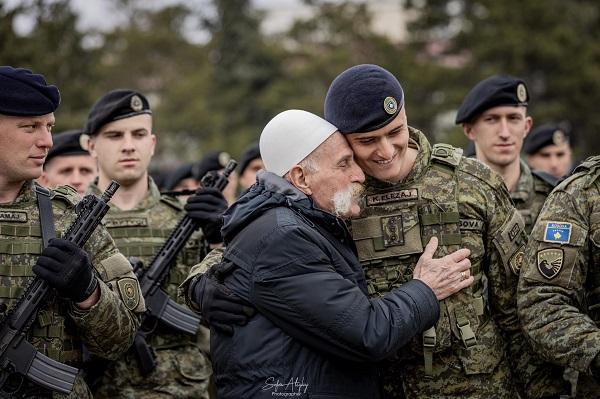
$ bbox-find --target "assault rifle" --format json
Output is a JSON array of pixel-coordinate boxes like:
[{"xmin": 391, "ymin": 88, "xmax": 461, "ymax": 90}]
[
  {"xmin": 132, "ymin": 160, "xmax": 237, "ymax": 375},
  {"xmin": 0, "ymin": 181, "xmax": 119, "ymax": 396}
]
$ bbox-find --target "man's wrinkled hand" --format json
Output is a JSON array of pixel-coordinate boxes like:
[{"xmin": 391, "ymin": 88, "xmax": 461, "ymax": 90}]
[{"xmin": 413, "ymin": 237, "xmax": 473, "ymax": 300}]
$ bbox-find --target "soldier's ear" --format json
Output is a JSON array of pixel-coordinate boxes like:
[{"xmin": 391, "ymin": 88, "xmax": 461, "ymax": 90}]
[
  {"xmin": 287, "ymin": 165, "xmax": 312, "ymax": 196},
  {"xmin": 463, "ymin": 123, "xmax": 476, "ymax": 141}
]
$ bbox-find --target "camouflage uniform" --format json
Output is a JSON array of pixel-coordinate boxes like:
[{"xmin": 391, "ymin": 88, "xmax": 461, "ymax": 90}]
[
  {"xmin": 0, "ymin": 181, "xmax": 144, "ymax": 398},
  {"xmin": 512, "ymin": 160, "xmax": 555, "ymax": 234},
  {"xmin": 518, "ymin": 156, "xmax": 600, "ymax": 398},
  {"xmin": 354, "ymin": 128, "xmax": 529, "ymax": 398},
  {"xmin": 90, "ymin": 178, "xmax": 212, "ymax": 399}
]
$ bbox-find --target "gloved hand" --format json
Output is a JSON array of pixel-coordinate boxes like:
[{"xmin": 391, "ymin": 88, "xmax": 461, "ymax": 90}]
[
  {"xmin": 190, "ymin": 271, "xmax": 255, "ymax": 335},
  {"xmin": 33, "ymin": 238, "xmax": 98, "ymax": 303},
  {"xmin": 184, "ymin": 187, "xmax": 228, "ymax": 244}
]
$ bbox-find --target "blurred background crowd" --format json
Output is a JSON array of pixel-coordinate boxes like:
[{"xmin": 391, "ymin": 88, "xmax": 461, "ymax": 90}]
[{"xmin": 2, "ymin": 0, "xmax": 599, "ymax": 186}]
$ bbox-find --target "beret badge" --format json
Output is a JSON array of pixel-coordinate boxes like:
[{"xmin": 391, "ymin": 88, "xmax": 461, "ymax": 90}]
[
  {"xmin": 384, "ymin": 96, "xmax": 398, "ymax": 115},
  {"xmin": 130, "ymin": 95, "xmax": 143, "ymax": 112},
  {"xmin": 552, "ymin": 130, "xmax": 566, "ymax": 145},
  {"xmin": 516, "ymin": 83, "xmax": 527, "ymax": 102}
]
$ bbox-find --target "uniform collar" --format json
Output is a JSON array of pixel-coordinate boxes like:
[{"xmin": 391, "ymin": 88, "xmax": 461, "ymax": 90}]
[
  {"xmin": 87, "ymin": 176, "xmax": 161, "ymax": 211},
  {"xmin": 511, "ymin": 159, "xmax": 534, "ymax": 203}
]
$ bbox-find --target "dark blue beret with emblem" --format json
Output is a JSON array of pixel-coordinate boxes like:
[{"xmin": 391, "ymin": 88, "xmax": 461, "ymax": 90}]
[
  {"xmin": 192, "ymin": 151, "xmax": 231, "ymax": 181},
  {"xmin": 455, "ymin": 75, "xmax": 529, "ymax": 124},
  {"xmin": 0, "ymin": 66, "xmax": 60, "ymax": 116},
  {"xmin": 325, "ymin": 64, "xmax": 404, "ymax": 134},
  {"xmin": 85, "ymin": 89, "xmax": 151, "ymax": 135},
  {"xmin": 523, "ymin": 123, "xmax": 570, "ymax": 155},
  {"xmin": 45, "ymin": 129, "xmax": 89, "ymax": 166}
]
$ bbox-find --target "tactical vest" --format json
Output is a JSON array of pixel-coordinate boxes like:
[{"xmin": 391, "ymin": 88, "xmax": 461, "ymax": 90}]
[
  {"xmin": 102, "ymin": 195, "xmax": 202, "ymax": 347},
  {"xmin": 0, "ymin": 186, "xmax": 81, "ymax": 365},
  {"xmin": 351, "ymin": 144, "xmax": 500, "ymax": 375}
]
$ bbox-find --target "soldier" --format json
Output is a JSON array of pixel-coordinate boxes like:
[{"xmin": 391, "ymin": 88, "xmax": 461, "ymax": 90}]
[
  {"xmin": 38, "ymin": 129, "xmax": 97, "ymax": 195},
  {"xmin": 456, "ymin": 75, "xmax": 557, "ymax": 234},
  {"xmin": 456, "ymin": 77, "xmax": 569, "ymax": 397},
  {"xmin": 236, "ymin": 142, "xmax": 263, "ymax": 191},
  {"xmin": 82, "ymin": 89, "xmax": 226, "ymax": 398},
  {"xmin": 0, "ymin": 67, "xmax": 145, "ymax": 397},
  {"xmin": 322, "ymin": 64, "xmax": 531, "ymax": 398},
  {"xmin": 524, "ymin": 123, "xmax": 573, "ymax": 179},
  {"xmin": 517, "ymin": 156, "xmax": 600, "ymax": 398}
]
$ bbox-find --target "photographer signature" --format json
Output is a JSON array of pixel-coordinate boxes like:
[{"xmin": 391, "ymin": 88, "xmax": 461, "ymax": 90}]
[{"xmin": 262, "ymin": 376, "xmax": 309, "ymax": 397}]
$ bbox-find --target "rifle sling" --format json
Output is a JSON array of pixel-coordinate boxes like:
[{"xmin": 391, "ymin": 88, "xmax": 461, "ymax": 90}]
[{"xmin": 34, "ymin": 184, "xmax": 56, "ymax": 249}]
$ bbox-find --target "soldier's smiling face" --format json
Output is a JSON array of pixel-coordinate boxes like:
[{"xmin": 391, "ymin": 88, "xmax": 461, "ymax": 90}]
[
  {"xmin": 0, "ymin": 113, "xmax": 54, "ymax": 185},
  {"xmin": 87, "ymin": 114, "xmax": 155, "ymax": 187},
  {"xmin": 345, "ymin": 108, "xmax": 413, "ymax": 183},
  {"xmin": 463, "ymin": 105, "xmax": 531, "ymax": 169}
]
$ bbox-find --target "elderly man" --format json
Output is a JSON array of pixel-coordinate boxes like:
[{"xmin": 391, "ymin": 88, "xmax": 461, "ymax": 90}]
[
  {"xmin": 0, "ymin": 67, "xmax": 144, "ymax": 397},
  {"xmin": 38, "ymin": 129, "xmax": 97, "ymax": 195},
  {"xmin": 184, "ymin": 109, "xmax": 473, "ymax": 398}
]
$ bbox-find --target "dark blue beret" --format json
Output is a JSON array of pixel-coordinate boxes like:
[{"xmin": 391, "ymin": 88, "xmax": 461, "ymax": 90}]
[
  {"xmin": 238, "ymin": 142, "xmax": 261, "ymax": 175},
  {"xmin": 45, "ymin": 129, "xmax": 89, "ymax": 165},
  {"xmin": 455, "ymin": 75, "xmax": 529, "ymax": 124},
  {"xmin": 0, "ymin": 66, "xmax": 60, "ymax": 116},
  {"xmin": 325, "ymin": 64, "xmax": 404, "ymax": 134},
  {"xmin": 192, "ymin": 151, "xmax": 231, "ymax": 180},
  {"xmin": 164, "ymin": 163, "xmax": 194, "ymax": 190},
  {"xmin": 523, "ymin": 123, "xmax": 570, "ymax": 155},
  {"xmin": 85, "ymin": 89, "xmax": 151, "ymax": 135}
]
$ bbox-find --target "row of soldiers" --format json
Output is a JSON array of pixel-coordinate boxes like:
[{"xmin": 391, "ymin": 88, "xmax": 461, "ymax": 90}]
[{"xmin": 0, "ymin": 61, "xmax": 593, "ymax": 399}]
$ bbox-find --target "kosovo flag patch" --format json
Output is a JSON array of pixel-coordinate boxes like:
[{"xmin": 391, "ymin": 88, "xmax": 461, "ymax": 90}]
[{"xmin": 543, "ymin": 222, "xmax": 572, "ymax": 244}]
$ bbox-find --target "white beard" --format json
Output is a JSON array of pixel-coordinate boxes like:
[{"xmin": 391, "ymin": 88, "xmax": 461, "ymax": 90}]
[{"xmin": 332, "ymin": 183, "xmax": 363, "ymax": 217}]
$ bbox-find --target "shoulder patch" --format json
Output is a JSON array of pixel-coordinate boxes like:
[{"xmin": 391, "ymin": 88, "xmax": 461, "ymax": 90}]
[
  {"xmin": 160, "ymin": 194, "xmax": 184, "ymax": 211},
  {"xmin": 116, "ymin": 277, "xmax": 141, "ymax": 310},
  {"xmin": 543, "ymin": 222, "xmax": 572, "ymax": 244},
  {"xmin": 537, "ymin": 248, "xmax": 564, "ymax": 279}
]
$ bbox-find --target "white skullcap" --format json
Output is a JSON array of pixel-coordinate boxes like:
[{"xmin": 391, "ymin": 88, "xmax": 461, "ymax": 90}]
[{"xmin": 260, "ymin": 110, "xmax": 338, "ymax": 176}]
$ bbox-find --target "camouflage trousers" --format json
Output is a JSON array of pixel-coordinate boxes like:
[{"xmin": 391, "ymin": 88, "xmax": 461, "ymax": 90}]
[
  {"xmin": 94, "ymin": 344, "xmax": 212, "ymax": 399},
  {"xmin": 381, "ymin": 350, "xmax": 516, "ymax": 399}
]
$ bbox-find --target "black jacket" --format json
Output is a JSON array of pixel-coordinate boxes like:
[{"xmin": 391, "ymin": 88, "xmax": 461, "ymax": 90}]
[{"xmin": 213, "ymin": 171, "xmax": 439, "ymax": 399}]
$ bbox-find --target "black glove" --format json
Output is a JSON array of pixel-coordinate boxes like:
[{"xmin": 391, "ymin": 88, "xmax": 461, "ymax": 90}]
[
  {"xmin": 184, "ymin": 187, "xmax": 228, "ymax": 244},
  {"xmin": 33, "ymin": 238, "xmax": 98, "ymax": 303},
  {"xmin": 190, "ymin": 271, "xmax": 255, "ymax": 335}
]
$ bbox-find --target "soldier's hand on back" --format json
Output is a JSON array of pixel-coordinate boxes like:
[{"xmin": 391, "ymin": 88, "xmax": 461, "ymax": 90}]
[
  {"xmin": 32, "ymin": 238, "xmax": 99, "ymax": 303},
  {"xmin": 413, "ymin": 237, "xmax": 473, "ymax": 300},
  {"xmin": 190, "ymin": 272, "xmax": 255, "ymax": 335},
  {"xmin": 185, "ymin": 187, "xmax": 228, "ymax": 244}
]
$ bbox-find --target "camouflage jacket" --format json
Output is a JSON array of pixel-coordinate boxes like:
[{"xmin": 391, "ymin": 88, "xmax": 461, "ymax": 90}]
[
  {"xmin": 353, "ymin": 128, "xmax": 563, "ymax": 397},
  {"xmin": 0, "ymin": 181, "xmax": 144, "ymax": 398},
  {"xmin": 518, "ymin": 156, "xmax": 600, "ymax": 375},
  {"xmin": 88, "ymin": 178, "xmax": 212, "ymax": 399},
  {"xmin": 511, "ymin": 160, "xmax": 554, "ymax": 234}
]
